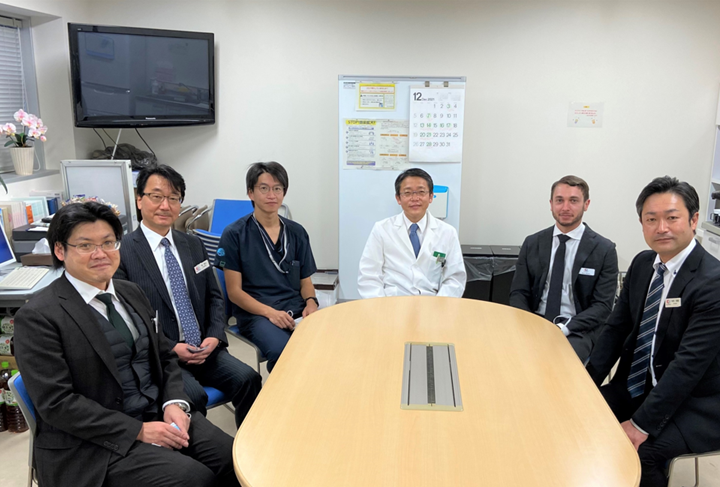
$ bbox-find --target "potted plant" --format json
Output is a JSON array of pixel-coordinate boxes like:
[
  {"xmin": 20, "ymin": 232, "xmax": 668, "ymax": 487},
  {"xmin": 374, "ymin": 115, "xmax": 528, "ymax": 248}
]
[{"xmin": 1, "ymin": 109, "xmax": 48, "ymax": 180}]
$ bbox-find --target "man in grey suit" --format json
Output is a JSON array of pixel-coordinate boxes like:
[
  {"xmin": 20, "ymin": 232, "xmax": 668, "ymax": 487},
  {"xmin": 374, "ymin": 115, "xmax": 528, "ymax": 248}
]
[
  {"xmin": 509, "ymin": 175, "xmax": 618, "ymax": 361},
  {"xmin": 14, "ymin": 202, "xmax": 238, "ymax": 487},
  {"xmin": 115, "ymin": 164, "xmax": 261, "ymax": 428}
]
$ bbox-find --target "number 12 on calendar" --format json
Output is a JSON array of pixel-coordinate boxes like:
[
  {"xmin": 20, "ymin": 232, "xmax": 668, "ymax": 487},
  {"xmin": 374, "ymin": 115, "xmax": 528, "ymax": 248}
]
[{"xmin": 408, "ymin": 87, "xmax": 465, "ymax": 163}]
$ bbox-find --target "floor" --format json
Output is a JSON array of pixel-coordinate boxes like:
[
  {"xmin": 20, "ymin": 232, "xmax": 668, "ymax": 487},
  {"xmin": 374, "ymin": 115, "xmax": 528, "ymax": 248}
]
[{"xmin": 0, "ymin": 335, "xmax": 718, "ymax": 487}]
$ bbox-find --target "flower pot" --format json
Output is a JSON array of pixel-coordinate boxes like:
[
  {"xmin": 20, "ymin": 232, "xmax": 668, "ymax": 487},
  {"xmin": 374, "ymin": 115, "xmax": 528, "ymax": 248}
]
[{"xmin": 10, "ymin": 146, "xmax": 34, "ymax": 176}]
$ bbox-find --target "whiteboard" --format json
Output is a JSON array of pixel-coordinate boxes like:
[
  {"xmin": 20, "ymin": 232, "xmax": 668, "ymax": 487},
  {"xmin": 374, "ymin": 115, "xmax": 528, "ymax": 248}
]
[
  {"xmin": 61, "ymin": 159, "xmax": 138, "ymax": 231},
  {"xmin": 338, "ymin": 75, "xmax": 466, "ymax": 300}
]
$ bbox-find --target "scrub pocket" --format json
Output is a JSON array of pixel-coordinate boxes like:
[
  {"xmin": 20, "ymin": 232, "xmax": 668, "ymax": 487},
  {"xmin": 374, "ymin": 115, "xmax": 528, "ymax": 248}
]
[{"xmin": 288, "ymin": 260, "xmax": 301, "ymax": 291}]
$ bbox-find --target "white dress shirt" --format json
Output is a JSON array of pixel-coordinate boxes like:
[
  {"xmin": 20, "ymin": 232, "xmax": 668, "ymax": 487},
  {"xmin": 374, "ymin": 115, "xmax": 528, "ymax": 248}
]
[
  {"xmin": 64, "ymin": 271, "xmax": 189, "ymax": 412},
  {"xmin": 648, "ymin": 238, "xmax": 696, "ymax": 386},
  {"xmin": 402, "ymin": 212, "xmax": 428, "ymax": 247},
  {"xmin": 537, "ymin": 223, "xmax": 586, "ymax": 335},
  {"xmin": 141, "ymin": 222, "xmax": 192, "ymax": 341}
]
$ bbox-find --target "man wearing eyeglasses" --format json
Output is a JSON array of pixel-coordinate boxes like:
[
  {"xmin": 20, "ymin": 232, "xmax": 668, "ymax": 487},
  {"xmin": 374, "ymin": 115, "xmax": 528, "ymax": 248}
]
[
  {"xmin": 216, "ymin": 162, "xmax": 318, "ymax": 373},
  {"xmin": 358, "ymin": 168, "xmax": 466, "ymax": 298},
  {"xmin": 14, "ymin": 202, "xmax": 239, "ymax": 487},
  {"xmin": 115, "ymin": 164, "xmax": 261, "ymax": 428}
]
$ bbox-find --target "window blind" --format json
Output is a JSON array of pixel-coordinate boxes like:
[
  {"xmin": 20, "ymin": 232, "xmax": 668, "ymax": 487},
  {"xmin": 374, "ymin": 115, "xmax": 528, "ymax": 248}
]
[{"xmin": 0, "ymin": 17, "xmax": 27, "ymax": 172}]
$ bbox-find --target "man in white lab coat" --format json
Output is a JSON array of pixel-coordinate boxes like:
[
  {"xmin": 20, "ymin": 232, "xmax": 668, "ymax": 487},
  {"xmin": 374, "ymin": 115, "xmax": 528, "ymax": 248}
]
[{"xmin": 358, "ymin": 168, "xmax": 466, "ymax": 298}]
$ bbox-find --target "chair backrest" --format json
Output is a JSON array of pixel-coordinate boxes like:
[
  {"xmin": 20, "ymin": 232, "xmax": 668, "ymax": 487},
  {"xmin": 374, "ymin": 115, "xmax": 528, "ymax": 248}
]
[
  {"xmin": 186, "ymin": 205, "xmax": 210, "ymax": 233},
  {"xmin": 210, "ymin": 199, "xmax": 254, "ymax": 235},
  {"xmin": 192, "ymin": 229, "xmax": 221, "ymax": 264},
  {"xmin": 173, "ymin": 205, "xmax": 198, "ymax": 232},
  {"xmin": 8, "ymin": 373, "xmax": 36, "ymax": 434}
]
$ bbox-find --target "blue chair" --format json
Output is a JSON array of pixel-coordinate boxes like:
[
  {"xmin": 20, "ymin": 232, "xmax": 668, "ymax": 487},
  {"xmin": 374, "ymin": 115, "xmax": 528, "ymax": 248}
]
[
  {"xmin": 209, "ymin": 199, "xmax": 254, "ymax": 235},
  {"xmin": 8, "ymin": 373, "xmax": 37, "ymax": 487},
  {"xmin": 214, "ymin": 268, "xmax": 267, "ymax": 373},
  {"xmin": 193, "ymin": 229, "xmax": 221, "ymax": 264},
  {"xmin": 204, "ymin": 386, "xmax": 230, "ymax": 410}
]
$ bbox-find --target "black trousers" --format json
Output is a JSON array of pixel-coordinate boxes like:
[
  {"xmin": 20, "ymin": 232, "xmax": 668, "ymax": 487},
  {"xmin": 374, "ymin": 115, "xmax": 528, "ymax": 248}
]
[
  {"xmin": 105, "ymin": 412, "xmax": 239, "ymax": 487},
  {"xmin": 181, "ymin": 348, "xmax": 262, "ymax": 428},
  {"xmin": 600, "ymin": 382, "xmax": 691, "ymax": 487}
]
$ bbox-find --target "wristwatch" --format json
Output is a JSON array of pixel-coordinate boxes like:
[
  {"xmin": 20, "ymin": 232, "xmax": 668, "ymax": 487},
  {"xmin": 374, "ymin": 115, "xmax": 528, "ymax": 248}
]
[{"xmin": 305, "ymin": 296, "xmax": 319, "ymax": 307}]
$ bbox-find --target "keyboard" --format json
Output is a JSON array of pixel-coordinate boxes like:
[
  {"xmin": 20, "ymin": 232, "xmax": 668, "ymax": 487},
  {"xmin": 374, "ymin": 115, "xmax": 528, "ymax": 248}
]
[{"xmin": 0, "ymin": 266, "xmax": 50, "ymax": 290}]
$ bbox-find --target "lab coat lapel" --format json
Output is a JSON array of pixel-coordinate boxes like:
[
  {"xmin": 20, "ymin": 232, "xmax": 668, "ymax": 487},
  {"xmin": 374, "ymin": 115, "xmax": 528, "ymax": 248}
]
[
  {"xmin": 421, "ymin": 213, "xmax": 439, "ymax": 260},
  {"xmin": 392, "ymin": 213, "xmax": 417, "ymax": 259}
]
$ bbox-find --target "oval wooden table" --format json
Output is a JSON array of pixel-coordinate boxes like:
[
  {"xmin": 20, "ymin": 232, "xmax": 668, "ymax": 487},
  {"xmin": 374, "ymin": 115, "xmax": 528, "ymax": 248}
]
[{"xmin": 233, "ymin": 297, "xmax": 640, "ymax": 487}]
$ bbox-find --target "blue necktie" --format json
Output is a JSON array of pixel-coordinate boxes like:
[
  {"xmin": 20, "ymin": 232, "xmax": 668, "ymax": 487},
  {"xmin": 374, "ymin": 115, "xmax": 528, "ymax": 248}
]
[
  {"xmin": 627, "ymin": 263, "xmax": 667, "ymax": 398},
  {"xmin": 161, "ymin": 238, "xmax": 202, "ymax": 347},
  {"xmin": 409, "ymin": 223, "xmax": 421, "ymax": 258}
]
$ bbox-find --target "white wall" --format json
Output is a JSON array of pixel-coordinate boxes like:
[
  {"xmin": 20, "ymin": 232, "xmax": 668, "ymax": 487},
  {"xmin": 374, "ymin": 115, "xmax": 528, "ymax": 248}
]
[{"xmin": 7, "ymin": 0, "xmax": 720, "ymax": 270}]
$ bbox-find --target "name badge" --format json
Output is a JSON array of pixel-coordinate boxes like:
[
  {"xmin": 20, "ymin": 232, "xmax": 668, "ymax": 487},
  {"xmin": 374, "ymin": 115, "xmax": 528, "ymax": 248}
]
[
  {"xmin": 665, "ymin": 298, "xmax": 681, "ymax": 308},
  {"xmin": 194, "ymin": 260, "xmax": 210, "ymax": 274},
  {"xmin": 579, "ymin": 268, "xmax": 595, "ymax": 276},
  {"xmin": 433, "ymin": 251, "xmax": 446, "ymax": 264}
]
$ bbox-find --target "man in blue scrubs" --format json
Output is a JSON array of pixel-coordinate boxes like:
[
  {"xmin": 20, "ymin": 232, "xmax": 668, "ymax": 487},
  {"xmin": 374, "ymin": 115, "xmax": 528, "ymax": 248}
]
[{"xmin": 216, "ymin": 162, "xmax": 318, "ymax": 372}]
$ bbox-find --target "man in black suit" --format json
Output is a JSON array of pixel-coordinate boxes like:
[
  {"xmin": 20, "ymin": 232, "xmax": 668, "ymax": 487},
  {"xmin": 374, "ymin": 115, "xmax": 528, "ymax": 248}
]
[
  {"xmin": 115, "ymin": 164, "xmax": 261, "ymax": 428},
  {"xmin": 14, "ymin": 202, "xmax": 238, "ymax": 487},
  {"xmin": 510, "ymin": 175, "xmax": 618, "ymax": 362},
  {"xmin": 587, "ymin": 177, "xmax": 720, "ymax": 487}
]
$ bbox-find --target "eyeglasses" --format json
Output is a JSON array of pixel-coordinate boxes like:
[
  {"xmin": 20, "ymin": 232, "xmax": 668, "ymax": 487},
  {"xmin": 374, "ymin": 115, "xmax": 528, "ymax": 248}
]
[
  {"xmin": 254, "ymin": 185, "xmax": 285, "ymax": 195},
  {"xmin": 142, "ymin": 193, "xmax": 183, "ymax": 205},
  {"xmin": 66, "ymin": 240, "xmax": 121, "ymax": 254},
  {"xmin": 400, "ymin": 190, "xmax": 430, "ymax": 199}
]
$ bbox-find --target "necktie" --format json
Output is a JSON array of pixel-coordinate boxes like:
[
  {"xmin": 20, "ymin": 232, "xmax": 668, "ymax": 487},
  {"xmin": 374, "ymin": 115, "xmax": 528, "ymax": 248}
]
[
  {"xmin": 96, "ymin": 293, "xmax": 135, "ymax": 349},
  {"xmin": 627, "ymin": 263, "xmax": 667, "ymax": 398},
  {"xmin": 161, "ymin": 238, "xmax": 202, "ymax": 346},
  {"xmin": 544, "ymin": 234, "xmax": 571, "ymax": 322},
  {"xmin": 409, "ymin": 223, "xmax": 421, "ymax": 258}
]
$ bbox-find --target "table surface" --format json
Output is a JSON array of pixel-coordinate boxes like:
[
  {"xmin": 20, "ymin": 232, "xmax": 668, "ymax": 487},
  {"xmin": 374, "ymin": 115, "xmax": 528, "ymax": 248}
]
[{"xmin": 233, "ymin": 297, "xmax": 640, "ymax": 487}]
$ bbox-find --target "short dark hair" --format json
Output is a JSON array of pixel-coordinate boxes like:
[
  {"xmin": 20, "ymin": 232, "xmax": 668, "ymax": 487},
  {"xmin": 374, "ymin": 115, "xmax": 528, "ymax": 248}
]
[
  {"xmin": 246, "ymin": 162, "xmax": 289, "ymax": 208},
  {"xmin": 394, "ymin": 168, "xmax": 434, "ymax": 196},
  {"xmin": 635, "ymin": 176, "xmax": 699, "ymax": 221},
  {"xmin": 136, "ymin": 164, "xmax": 186, "ymax": 201},
  {"xmin": 48, "ymin": 202, "xmax": 123, "ymax": 269},
  {"xmin": 551, "ymin": 175, "xmax": 590, "ymax": 201}
]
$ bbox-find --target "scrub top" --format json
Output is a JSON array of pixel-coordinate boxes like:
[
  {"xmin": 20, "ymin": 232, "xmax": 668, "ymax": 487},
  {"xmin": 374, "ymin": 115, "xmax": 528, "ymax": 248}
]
[{"xmin": 215, "ymin": 213, "xmax": 317, "ymax": 322}]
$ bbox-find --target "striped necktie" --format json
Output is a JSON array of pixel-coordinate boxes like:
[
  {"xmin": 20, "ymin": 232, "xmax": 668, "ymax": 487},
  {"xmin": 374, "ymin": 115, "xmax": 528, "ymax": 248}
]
[
  {"xmin": 627, "ymin": 263, "xmax": 667, "ymax": 398},
  {"xmin": 161, "ymin": 238, "xmax": 202, "ymax": 347}
]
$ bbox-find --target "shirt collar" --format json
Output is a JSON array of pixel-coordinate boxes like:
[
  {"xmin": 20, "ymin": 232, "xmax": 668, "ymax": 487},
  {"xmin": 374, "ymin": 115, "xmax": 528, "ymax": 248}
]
[
  {"xmin": 402, "ymin": 211, "xmax": 428, "ymax": 233},
  {"xmin": 653, "ymin": 238, "xmax": 696, "ymax": 275},
  {"xmin": 553, "ymin": 222, "xmax": 586, "ymax": 240},
  {"xmin": 65, "ymin": 271, "xmax": 118, "ymax": 305},
  {"xmin": 141, "ymin": 221, "xmax": 174, "ymax": 251}
]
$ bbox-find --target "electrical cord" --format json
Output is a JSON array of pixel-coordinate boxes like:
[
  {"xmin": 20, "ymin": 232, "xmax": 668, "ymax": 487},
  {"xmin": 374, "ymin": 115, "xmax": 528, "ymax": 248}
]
[{"xmin": 135, "ymin": 128, "xmax": 156, "ymax": 157}]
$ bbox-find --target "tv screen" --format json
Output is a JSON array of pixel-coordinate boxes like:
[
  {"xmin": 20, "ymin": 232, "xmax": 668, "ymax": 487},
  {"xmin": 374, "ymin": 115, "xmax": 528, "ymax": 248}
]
[{"xmin": 68, "ymin": 23, "xmax": 215, "ymax": 128}]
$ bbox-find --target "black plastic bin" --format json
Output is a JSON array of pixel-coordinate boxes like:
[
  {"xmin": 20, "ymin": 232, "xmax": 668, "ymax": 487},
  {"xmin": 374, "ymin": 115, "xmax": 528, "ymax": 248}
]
[
  {"xmin": 461, "ymin": 245, "xmax": 494, "ymax": 301},
  {"xmin": 490, "ymin": 245, "xmax": 521, "ymax": 305}
]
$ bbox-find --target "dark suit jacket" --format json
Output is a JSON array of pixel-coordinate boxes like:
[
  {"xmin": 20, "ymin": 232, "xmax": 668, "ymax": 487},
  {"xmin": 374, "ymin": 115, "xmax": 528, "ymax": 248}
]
[
  {"xmin": 14, "ymin": 275, "xmax": 189, "ymax": 487},
  {"xmin": 114, "ymin": 227, "xmax": 228, "ymax": 347},
  {"xmin": 509, "ymin": 223, "xmax": 618, "ymax": 340},
  {"xmin": 587, "ymin": 243, "xmax": 720, "ymax": 452}
]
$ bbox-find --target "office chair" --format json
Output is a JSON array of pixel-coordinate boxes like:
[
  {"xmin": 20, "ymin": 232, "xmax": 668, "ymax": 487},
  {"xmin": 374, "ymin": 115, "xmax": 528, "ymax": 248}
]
[
  {"xmin": 186, "ymin": 205, "xmax": 210, "ymax": 233},
  {"xmin": 192, "ymin": 229, "xmax": 221, "ymax": 264},
  {"xmin": 174, "ymin": 205, "xmax": 198, "ymax": 232},
  {"xmin": 209, "ymin": 199, "xmax": 254, "ymax": 235},
  {"xmin": 214, "ymin": 267, "xmax": 267, "ymax": 373},
  {"xmin": 8, "ymin": 373, "xmax": 37, "ymax": 487},
  {"xmin": 667, "ymin": 450, "xmax": 720, "ymax": 487},
  {"xmin": 203, "ymin": 385, "xmax": 234, "ymax": 413}
]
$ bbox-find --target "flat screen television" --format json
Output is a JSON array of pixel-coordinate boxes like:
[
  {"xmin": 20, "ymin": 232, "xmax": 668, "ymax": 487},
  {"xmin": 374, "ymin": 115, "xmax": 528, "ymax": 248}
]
[{"xmin": 68, "ymin": 23, "xmax": 215, "ymax": 128}]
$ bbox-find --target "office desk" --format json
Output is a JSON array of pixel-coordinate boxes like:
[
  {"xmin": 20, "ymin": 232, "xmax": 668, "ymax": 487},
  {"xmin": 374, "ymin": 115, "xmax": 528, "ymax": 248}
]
[{"xmin": 233, "ymin": 297, "xmax": 640, "ymax": 487}]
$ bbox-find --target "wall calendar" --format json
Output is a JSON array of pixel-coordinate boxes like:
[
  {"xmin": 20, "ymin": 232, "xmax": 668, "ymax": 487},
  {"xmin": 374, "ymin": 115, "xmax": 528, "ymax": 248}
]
[{"xmin": 408, "ymin": 87, "xmax": 465, "ymax": 163}]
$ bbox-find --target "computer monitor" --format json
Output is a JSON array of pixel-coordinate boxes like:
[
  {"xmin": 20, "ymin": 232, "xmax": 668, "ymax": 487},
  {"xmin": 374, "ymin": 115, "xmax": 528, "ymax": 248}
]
[{"xmin": 0, "ymin": 213, "xmax": 17, "ymax": 268}]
